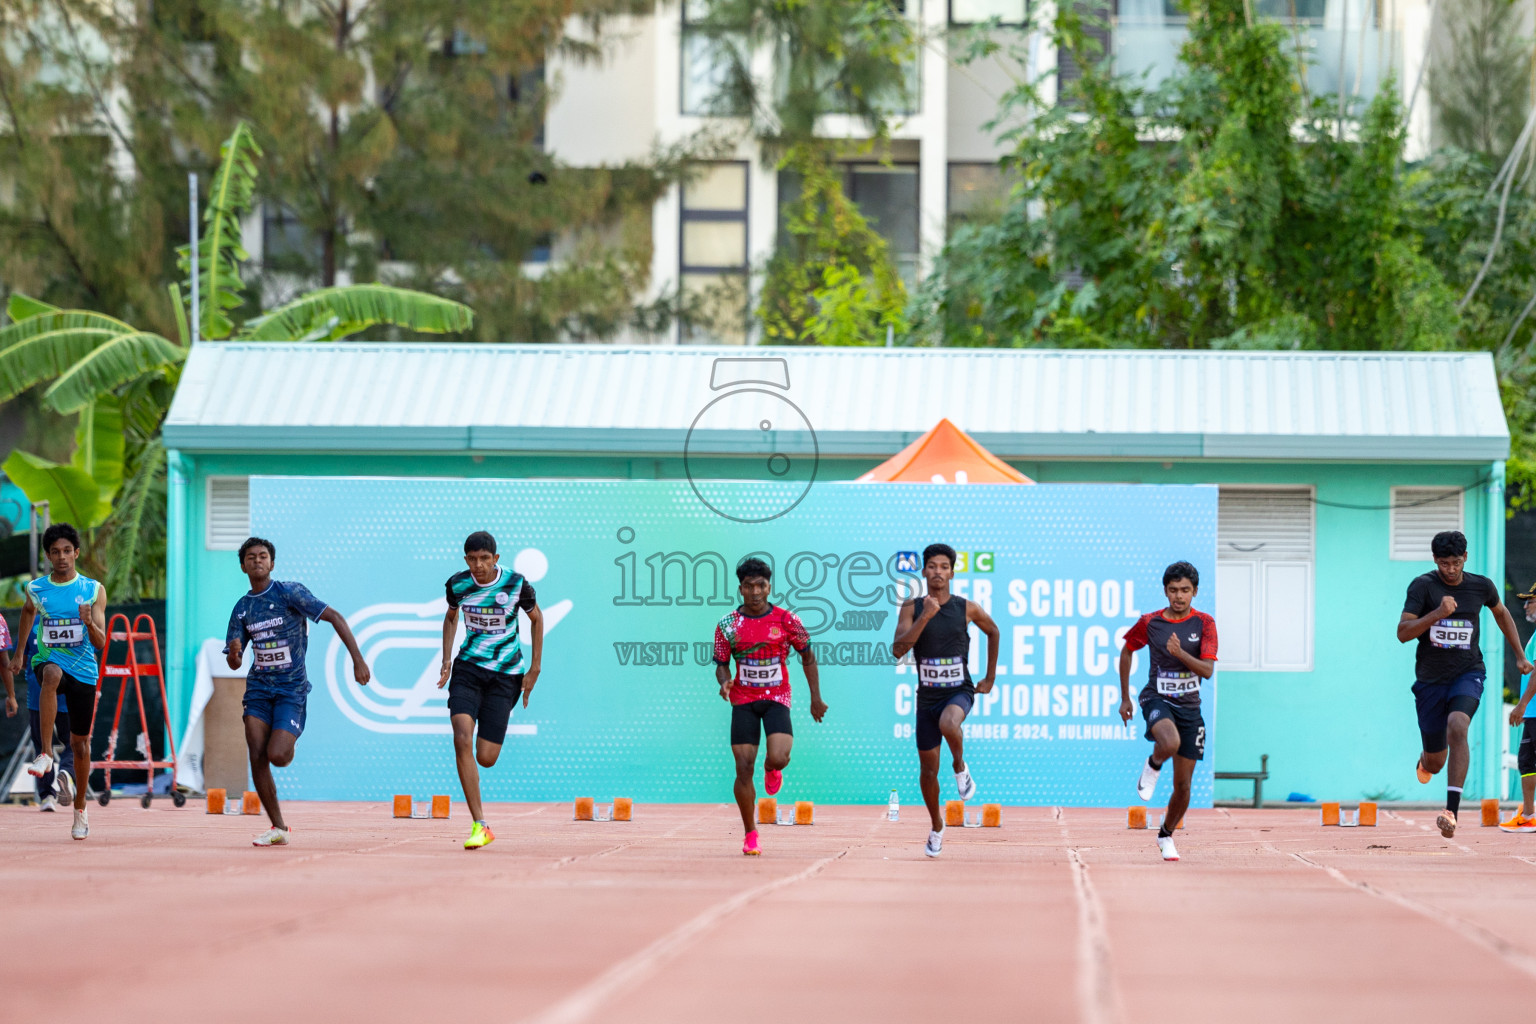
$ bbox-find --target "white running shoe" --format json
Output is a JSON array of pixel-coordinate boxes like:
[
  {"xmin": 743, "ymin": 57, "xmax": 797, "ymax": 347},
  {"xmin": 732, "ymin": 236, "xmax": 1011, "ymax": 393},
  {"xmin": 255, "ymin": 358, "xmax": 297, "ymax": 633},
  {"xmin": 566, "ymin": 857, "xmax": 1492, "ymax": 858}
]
[
  {"xmin": 38, "ymin": 796, "xmax": 58, "ymax": 812},
  {"xmin": 925, "ymin": 829, "xmax": 944, "ymax": 858},
  {"xmin": 252, "ymin": 827, "xmax": 290, "ymax": 847},
  {"xmin": 1137, "ymin": 760, "xmax": 1161, "ymax": 801},
  {"xmin": 71, "ymin": 810, "xmax": 89, "ymax": 840},
  {"xmin": 955, "ymin": 767, "xmax": 977, "ymax": 802},
  {"xmin": 54, "ymin": 768, "xmax": 75, "ymax": 805},
  {"xmin": 26, "ymin": 753, "xmax": 52, "ymax": 778},
  {"xmin": 1157, "ymin": 835, "xmax": 1179, "ymax": 861}
]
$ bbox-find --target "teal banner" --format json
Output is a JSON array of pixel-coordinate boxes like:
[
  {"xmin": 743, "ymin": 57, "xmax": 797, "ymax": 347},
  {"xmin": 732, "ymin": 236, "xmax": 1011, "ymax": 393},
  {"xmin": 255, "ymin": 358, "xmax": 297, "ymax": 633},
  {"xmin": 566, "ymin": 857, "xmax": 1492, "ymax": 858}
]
[{"xmin": 244, "ymin": 477, "xmax": 1218, "ymax": 806}]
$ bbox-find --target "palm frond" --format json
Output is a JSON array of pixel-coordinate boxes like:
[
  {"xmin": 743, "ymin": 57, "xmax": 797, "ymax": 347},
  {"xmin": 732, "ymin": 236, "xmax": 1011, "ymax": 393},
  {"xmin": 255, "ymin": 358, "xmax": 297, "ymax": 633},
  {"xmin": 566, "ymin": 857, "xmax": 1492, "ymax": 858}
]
[
  {"xmin": 178, "ymin": 121, "xmax": 262, "ymax": 340},
  {"xmin": 41, "ymin": 331, "xmax": 186, "ymax": 413},
  {"xmin": 239, "ymin": 284, "xmax": 475, "ymax": 341},
  {"xmin": 74, "ymin": 395, "xmax": 125, "ymax": 505},
  {"xmin": 1, "ymin": 450, "xmax": 108, "ymax": 528},
  {"xmin": 100, "ymin": 440, "xmax": 166, "ymax": 599},
  {"xmin": 0, "ymin": 322, "xmax": 126, "ymax": 403},
  {"xmin": 7, "ymin": 292, "xmax": 61, "ymax": 322}
]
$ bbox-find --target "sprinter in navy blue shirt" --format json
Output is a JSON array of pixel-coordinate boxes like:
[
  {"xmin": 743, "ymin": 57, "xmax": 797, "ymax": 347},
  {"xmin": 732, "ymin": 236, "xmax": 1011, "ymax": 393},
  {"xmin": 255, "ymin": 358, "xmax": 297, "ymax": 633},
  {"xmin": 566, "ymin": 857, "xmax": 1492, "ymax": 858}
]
[{"xmin": 224, "ymin": 536, "xmax": 369, "ymax": 847}]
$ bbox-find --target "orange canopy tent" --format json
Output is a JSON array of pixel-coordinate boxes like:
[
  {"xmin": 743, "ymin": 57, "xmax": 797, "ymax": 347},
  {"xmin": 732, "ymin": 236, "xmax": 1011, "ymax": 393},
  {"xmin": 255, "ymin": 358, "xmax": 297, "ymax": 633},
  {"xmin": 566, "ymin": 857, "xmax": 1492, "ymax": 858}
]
[{"xmin": 854, "ymin": 418, "xmax": 1034, "ymax": 484}]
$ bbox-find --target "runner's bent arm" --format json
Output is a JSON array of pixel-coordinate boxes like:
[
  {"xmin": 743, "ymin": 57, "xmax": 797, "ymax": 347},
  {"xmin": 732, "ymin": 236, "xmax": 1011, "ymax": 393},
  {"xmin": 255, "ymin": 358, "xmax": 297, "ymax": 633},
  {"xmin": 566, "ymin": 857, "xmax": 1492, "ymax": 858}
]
[
  {"xmin": 520, "ymin": 604, "xmax": 543, "ymax": 707},
  {"xmin": 319, "ymin": 607, "xmax": 371, "ymax": 685},
  {"xmin": 1117, "ymin": 646, "xmax": 1136, "ymax": 722},
  {"xmin": 1165, "ymin": 633, "xmax": 1215, "ymax": 679},
  {"xmin": 1398, "ymin": 592, "xmax": 1458, "ymax": 643},
  {"xmin": 9, "ymin": 594, "xmax": 31, "ymax": 675},
  {"xmin": 82, "ymin": 583, "xmax": 107, "ymax": 651},
  {"xmin": 967, "ymin": 602, "xmax": 1000, "ymax": 692},
  {"xmin": 438, "ymin": 606, "xmax": 458, "ymax": 688},
  {"xmin": 1491, "ymin": 601, "xmax": 1536, "ymax": 675},
  {"xmin": 892, "ymin": 597, "xmax": 939, "ymax": 660},
  {"xmin": 799, "ymin": 645, "xmax": 827, "ymax": 722}
]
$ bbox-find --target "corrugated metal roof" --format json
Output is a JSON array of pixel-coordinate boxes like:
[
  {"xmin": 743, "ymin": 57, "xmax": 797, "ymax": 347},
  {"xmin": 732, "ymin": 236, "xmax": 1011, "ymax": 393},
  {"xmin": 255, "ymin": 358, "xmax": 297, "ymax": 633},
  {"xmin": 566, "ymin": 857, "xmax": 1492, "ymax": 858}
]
[{"xmin": 162, "ymin": 343, "xmax": 1510, "ymax": 461}]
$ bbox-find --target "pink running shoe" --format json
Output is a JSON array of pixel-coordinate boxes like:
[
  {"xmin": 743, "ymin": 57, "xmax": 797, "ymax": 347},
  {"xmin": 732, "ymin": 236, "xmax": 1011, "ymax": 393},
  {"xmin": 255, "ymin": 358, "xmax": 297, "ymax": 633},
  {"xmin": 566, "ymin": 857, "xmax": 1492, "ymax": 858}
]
[
  {"xmin": 743, "ymin": 830, "xmax": 761, "ymax": 856},
  {"xmin": 764, "ymin": 768, "xmax": 783, "ymax": 796}
]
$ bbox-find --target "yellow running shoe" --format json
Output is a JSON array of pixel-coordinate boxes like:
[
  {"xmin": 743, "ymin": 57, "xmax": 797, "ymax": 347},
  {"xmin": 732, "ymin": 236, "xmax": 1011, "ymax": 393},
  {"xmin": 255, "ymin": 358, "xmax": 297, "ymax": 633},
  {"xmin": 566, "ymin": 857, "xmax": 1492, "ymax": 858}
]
[
  {"xmin": 1415, "ymin": 756, "xmax": 1432, "ymax": 784},
  {"xmin": 1500, "ymin": 810, "xmax": 1536, "ymax": 833},
  {"xmin": 464, "ymin": 821, "xmax": 495, "ymax": 850}
]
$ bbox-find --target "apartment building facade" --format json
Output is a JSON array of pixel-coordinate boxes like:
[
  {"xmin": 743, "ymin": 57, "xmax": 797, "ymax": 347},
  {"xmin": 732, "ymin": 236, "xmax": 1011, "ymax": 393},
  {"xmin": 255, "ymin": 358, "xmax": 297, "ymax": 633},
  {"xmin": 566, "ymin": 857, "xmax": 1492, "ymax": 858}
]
[{"xmin": 537, "ymin": 0, "xmax": 1439, "ymax": 344}]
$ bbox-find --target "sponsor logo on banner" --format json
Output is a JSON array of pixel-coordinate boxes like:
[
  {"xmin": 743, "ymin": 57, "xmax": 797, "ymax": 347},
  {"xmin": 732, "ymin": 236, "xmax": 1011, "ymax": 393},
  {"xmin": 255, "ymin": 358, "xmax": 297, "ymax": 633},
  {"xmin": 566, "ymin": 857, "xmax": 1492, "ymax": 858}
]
[{"xmin": 895, "ymin": 551, "xmax": 919, "ymax": 573}]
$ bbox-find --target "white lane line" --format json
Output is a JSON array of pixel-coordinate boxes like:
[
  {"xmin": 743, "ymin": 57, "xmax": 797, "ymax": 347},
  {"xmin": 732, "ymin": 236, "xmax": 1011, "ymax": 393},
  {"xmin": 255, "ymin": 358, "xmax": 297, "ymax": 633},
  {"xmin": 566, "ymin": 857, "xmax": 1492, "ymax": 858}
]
[
  {"xmin": 1067, "ymin": 848, "xmax": 1125, "ymax": 1024},
  {"xmin": 522, "ymin": 850, "xmax": 848, "ymax": 1024},
  {"xmin": 1291, "ymin": 851, "xmax": 1536, "ymax": 979}
]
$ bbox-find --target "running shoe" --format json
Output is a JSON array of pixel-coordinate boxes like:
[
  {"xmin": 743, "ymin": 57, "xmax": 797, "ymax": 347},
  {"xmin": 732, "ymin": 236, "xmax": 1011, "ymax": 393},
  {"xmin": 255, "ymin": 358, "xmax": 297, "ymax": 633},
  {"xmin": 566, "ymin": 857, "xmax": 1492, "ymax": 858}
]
[
  {"xmin": 743, "ymin": 830, "xmax": 761, "ymax": 856},
  {"xmin": 252, "ymin": 826, "xmax": 290, "ymax": 847},
  {"xmin": 54, "ymin": 768, "xmax": 75, "ymax": 806},
  {"xmin": 1499, "ymin": 810, "xmax": 1536, "ymax": 833},
  {"xmin": 1157, "ymin": 835, "xmax": 1180, "ymax": 861},
  {"xmin": 1137, "ymin": 760, "xmax": 1162, "ymax": 801},
  {"xmin": 38, "ymin": 796, "xmax": 57, "ymax": 812},
  {"xmin": 71, "ymin": 809, "xmax": 88, "ymax": 840},
  {"xmin": 925, "ymin": 829, "xmax": 944, "ymax": 858},
  {"xmin": 1435, "ymin": 809, "xmax": 1457, "ymax": 838},
  {"xmin": 955, "ymin": 768, "xmax": 976, "ymax": 802},
  {"xmin": 464, "ymin": 820, "xmax": 495, "ymax": 850},
  {"xmin": 1416, "ymin": 755, "xmax": 1432, "ymax": 785},
  {"xmin": 764, "ymin": 769, "xmax": 782, "ymax": 796},
  {"xmin": 25, "ymin": 752, "xmax": 52, "ymax": 778}
]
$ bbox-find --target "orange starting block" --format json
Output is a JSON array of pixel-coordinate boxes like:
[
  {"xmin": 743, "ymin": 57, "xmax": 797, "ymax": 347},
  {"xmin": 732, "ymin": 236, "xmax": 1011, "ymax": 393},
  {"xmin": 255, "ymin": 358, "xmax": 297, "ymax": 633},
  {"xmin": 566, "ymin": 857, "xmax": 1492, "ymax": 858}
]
[
  {"xmin": 207, "ymin": 789, "xmax": 259, "ymax": 815},
  {"xmin": 394, "ymin": 795, "xmax": 450, "ymax": 819},
  {"xmin": 576, "ymin": 796, "xmax": 634, "ymax": 821},
  {"xmin": 795, "ymin": 800, "xmax": 814, "ymax": 825},
  {"xmin": 1483, "ymin": 798, "xmax": 1501, "ymax": 827},
  {"xmin": 1128, "ymin": 807, "xmax": 1183, "ymax": 829},
  {"xmin": 945, "ymin": 800, "xmax": 965, "ymax": 828},
  {"xmin": 757, "ymin": 797, "xmax": 776, "ymax": 824}
]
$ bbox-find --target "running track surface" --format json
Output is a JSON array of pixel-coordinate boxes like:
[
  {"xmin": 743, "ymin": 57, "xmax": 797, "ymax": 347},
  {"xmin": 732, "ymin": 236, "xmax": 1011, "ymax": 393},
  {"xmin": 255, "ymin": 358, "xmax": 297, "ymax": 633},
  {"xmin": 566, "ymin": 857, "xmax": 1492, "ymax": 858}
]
[{"xmin": 4, "ymin": 802, "xmax": 1536, "ymax": 1023}]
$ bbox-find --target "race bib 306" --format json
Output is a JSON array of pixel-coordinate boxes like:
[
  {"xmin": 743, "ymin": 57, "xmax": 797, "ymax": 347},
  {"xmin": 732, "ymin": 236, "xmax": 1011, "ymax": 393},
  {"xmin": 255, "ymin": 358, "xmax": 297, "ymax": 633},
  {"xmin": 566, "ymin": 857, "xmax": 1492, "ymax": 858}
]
[{"xmin": 1429, "ymin": 619, "xmax": 1474, "ymax": 649}]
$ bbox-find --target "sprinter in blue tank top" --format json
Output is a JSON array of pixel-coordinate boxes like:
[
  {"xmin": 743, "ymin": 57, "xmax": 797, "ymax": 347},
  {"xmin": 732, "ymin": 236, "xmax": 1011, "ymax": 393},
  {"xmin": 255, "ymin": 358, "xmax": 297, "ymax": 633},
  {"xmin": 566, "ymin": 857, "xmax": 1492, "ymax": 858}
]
[{"xmin": 12, "ymin": 523, "xmax": 106, "ymax": 840}]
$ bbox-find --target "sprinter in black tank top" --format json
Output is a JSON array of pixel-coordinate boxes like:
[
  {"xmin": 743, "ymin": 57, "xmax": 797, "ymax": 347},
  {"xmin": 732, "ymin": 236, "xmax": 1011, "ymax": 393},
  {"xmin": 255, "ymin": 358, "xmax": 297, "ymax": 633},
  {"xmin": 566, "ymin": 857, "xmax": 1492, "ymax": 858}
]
[{"xmin": 892, "ymin": 543, "xmax": 999, "ymax": 858}]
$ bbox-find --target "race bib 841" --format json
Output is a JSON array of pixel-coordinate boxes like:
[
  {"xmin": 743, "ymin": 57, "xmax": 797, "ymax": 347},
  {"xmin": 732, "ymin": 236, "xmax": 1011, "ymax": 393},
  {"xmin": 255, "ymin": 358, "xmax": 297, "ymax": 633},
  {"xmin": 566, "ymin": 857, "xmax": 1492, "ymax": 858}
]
[{"xmin": 41, "ymin": 618, "xmax": 84, "ymax": 647}]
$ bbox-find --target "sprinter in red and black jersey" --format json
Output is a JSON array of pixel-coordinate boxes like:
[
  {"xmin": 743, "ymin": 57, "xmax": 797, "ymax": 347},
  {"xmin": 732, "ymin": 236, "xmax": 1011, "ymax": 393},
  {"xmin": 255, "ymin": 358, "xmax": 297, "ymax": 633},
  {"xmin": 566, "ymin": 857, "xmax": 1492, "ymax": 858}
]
[
  {"xmin": 1118, "ymin": 561, "xmax": 1217, "ymax": 863},
  {"xmin": 714, "ymin": 557, "xmax": 827, "ymax": 856}
]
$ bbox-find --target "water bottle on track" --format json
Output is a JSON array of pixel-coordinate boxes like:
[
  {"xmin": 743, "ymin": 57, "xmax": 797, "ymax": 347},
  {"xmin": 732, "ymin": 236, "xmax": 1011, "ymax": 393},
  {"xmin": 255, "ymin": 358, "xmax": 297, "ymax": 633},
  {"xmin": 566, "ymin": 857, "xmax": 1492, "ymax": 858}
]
[{"xmin": 887, "ymin": 789, "xmax": 899, "ymax": 822}]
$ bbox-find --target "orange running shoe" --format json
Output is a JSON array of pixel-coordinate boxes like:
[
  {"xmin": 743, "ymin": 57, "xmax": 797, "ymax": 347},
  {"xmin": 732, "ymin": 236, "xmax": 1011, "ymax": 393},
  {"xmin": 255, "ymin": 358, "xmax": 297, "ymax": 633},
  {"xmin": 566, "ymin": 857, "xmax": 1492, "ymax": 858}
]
[
  {"xmin": 1416, "ymin": 756, "xmax": 1432, "ymax": 784},
  {"xmin": 1500, "ymin": 810, "xmax": 1536, "ymax": 833},
  {"xmin": 1435, "ymin": 809, "xmax": 1457, "ymax": 838}
]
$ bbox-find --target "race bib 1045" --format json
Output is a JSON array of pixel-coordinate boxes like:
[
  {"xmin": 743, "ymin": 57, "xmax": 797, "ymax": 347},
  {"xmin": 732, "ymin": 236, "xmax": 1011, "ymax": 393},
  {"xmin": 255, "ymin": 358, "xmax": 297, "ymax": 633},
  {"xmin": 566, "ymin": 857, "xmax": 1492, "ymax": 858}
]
[
  {"xmin": 1430, "ymin": 619, "xmax": 1474, "ymax": 650},
  {"xmin": 918, "ymin": 657, "xmax": 967, "ymax": 688},
  {"xmin": 464, "ymin": 607, "xmax": 508, "ymax": 635},
  {"xmin": 738, "ymin": 656, "xmax": 786, "ymax": 687},
  {"xmin": 251, "ymin": 642, "xmax": 294, "ymax": 670},
  {"xmin": 1156, "ymin": 669, "xmax": 1200, "ymax": 697},
  {"xmin": 41, "ymin": 618, "xmax": 85, "ymax": 648}
]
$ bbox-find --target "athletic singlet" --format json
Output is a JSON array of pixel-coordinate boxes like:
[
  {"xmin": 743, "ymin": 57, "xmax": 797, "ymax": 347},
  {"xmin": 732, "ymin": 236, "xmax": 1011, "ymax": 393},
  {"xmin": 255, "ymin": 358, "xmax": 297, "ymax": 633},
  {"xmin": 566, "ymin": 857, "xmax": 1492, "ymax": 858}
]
[
  {"xmin": 225, "ymin": 580, "xmax": 329, "ymax": 692},
  {"xmin": 26, "ymin": 572, "xmax": 102, "ymax": 686},
  {"xmin": 911, "ymin": 595, "xmax": 974, "ymax": 706},
  {"xmin": 445, "ymin": 567, "xmax": 537, "ymax": 675}
]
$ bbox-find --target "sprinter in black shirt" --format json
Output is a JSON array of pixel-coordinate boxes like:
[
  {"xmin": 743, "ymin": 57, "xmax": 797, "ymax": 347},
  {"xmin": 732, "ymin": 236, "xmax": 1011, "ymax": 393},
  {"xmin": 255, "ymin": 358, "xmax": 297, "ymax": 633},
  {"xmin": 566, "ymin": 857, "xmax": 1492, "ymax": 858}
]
[
  {"xmin": 892, "ymin": 543, "xmax": 998, "ymax": 859},
  {"xmin": 1398, "ymin": 530, "xmax": 1532, "ymax": 838}
]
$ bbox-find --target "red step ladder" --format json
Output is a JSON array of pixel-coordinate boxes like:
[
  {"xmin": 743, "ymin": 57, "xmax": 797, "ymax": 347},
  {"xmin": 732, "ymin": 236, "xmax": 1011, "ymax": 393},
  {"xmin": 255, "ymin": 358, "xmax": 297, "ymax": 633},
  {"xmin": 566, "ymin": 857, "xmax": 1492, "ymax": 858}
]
[{"xmin": 92, "ymin": 613, "xmax": 186, "ymax": 808}]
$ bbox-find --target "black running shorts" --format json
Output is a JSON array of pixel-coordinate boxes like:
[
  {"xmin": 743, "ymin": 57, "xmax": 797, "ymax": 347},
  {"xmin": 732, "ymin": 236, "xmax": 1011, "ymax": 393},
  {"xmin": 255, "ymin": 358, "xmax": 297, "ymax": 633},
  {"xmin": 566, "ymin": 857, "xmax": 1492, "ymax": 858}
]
[
  {"xmin": 730, "ymin": 700, "xmax": 792, "ymax": 746},
  {"xmin": 1140, "ymin": 696, "xmax": 1206, "ymax": 761},
  {"xmin": 446, "ymin": 659, "xmax": 523, "ymax": 746}
]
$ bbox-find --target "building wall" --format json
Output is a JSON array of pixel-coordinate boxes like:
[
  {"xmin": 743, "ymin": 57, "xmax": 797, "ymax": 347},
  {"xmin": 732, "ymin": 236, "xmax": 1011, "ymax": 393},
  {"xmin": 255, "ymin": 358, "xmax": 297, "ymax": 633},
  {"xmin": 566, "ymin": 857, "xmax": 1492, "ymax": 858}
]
[{"xmin": 168, "ymin": 446, "xmax": 1504, "ymax": 802}]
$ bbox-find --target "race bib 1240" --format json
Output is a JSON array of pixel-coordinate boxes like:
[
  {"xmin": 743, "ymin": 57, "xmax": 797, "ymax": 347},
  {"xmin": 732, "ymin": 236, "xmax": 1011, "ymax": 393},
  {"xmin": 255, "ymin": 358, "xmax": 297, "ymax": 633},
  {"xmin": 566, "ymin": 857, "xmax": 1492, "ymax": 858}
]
[
  {"xmin": 1156, "ymin": 669, "xmax": 1200, "ymax": 697},
  {"xmin": 918, "ymin": 657, "xmax": 967, "ymax": 688},
  {"xmin": 1429, "ymin": 619, "xmax": 1474, "ymax": 650}
]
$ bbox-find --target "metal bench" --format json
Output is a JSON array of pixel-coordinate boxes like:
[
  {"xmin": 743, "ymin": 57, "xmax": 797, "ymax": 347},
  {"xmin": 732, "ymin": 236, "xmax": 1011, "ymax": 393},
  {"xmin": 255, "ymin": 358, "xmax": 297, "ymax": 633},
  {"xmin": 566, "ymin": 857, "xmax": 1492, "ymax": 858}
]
[{"xmin": 1214, "ymin": 754, "xmax": 1269, "ymax": 809}]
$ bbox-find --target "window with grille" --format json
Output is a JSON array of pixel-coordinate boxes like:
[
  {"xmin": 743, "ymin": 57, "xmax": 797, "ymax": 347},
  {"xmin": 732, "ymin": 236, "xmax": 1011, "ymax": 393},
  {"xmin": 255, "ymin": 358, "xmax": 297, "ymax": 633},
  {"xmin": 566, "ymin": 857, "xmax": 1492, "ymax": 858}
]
[
  {"xmin": 206, "ymin": 477, "xmax": 250, "ymax": 551},
  {"xmin": 1215, "ymin": 487, "xmax": 1315, "ymax": 672},
  {"xmin": 1389, "ymin": 488, "xmax": 1464, "ymax": 562}
]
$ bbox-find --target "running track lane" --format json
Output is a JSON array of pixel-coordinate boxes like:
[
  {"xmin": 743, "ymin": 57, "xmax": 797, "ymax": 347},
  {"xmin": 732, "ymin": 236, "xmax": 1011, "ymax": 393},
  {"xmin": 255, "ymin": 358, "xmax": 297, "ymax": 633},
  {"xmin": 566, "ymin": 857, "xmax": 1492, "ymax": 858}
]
[{"xmin": 0, "ymin": 804, "xmax": 1531, "ymax": 1023}]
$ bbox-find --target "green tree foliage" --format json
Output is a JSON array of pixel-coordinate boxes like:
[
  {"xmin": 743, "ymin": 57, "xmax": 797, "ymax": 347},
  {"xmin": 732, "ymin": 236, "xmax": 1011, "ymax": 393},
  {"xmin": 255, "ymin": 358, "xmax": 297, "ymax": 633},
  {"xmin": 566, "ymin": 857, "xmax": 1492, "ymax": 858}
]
[
  {"xmin": 1431, "ymin": 0, "xmax": 1534, "ymax": 159},
  {"xmin": 0, "ymin": 122, "xmax": 475, "ymax": 596},
  {"xmin": 914, "ymin": 0, "xmax": 1458, "ymax": 351},
  {"xmin": 690, "ymin": 0, "xmax": 915, "ymax": 343},
  {"xmin": 0, "ymin": 0, "xmax": 684, "ymax": 342}
]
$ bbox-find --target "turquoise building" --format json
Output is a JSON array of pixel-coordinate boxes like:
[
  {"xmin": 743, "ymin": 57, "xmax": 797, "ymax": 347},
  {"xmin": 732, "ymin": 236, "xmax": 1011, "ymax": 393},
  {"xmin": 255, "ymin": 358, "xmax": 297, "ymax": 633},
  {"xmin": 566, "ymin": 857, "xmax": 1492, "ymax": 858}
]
[{"xmin": 163, "ymin": 344, "xmax": 1512, "ymax": 803}]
